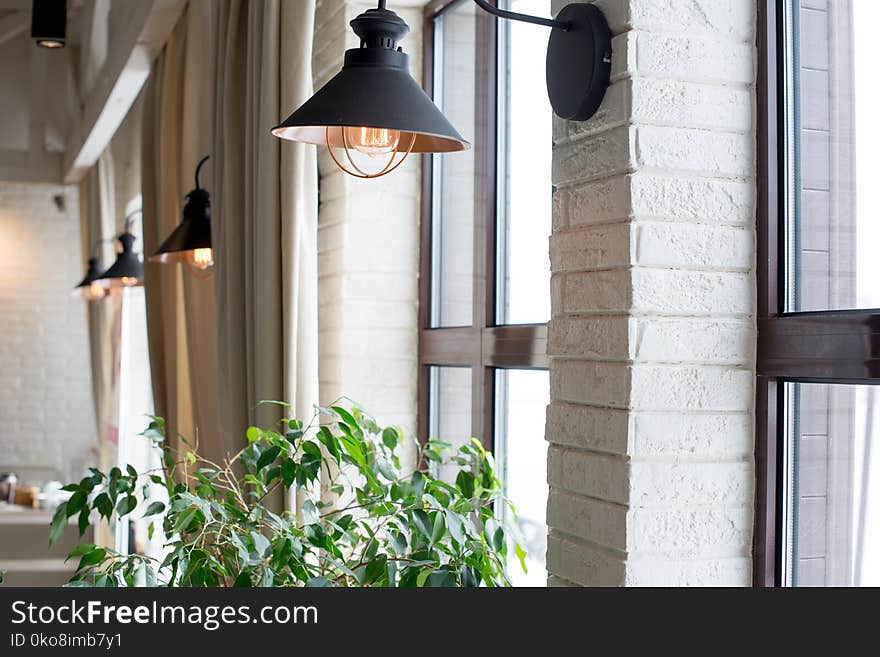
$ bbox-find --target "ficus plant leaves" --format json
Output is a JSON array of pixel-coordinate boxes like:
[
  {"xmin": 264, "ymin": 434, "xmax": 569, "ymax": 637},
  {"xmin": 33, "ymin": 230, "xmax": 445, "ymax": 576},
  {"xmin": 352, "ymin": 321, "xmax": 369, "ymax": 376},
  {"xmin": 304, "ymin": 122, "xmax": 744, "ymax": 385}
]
[{"xmin": 47, "ymin": 402, "xmax": 521, "ymax": 588}]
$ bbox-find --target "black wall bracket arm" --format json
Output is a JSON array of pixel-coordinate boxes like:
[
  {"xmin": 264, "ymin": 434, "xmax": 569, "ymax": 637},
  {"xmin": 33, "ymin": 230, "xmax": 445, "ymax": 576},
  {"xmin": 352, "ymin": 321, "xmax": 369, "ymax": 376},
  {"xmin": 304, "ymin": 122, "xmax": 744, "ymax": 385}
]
[{"xmin": 471, "ymin": 0, "xmax": 570, "ymax": 30}]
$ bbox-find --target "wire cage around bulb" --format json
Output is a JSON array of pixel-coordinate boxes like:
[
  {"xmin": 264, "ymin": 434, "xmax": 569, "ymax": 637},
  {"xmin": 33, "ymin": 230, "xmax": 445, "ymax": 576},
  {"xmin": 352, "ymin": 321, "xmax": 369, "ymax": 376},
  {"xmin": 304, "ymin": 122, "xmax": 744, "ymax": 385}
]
[{"xmin": 324, "ymin": 127, "xmax": 417, "ymax": 179}]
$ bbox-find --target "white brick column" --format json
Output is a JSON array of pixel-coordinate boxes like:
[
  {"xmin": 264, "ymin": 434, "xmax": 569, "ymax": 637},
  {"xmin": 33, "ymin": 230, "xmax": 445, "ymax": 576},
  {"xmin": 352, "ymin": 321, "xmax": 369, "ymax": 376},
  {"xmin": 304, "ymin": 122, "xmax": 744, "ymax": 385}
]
[
  {"xmin": 547, "ymin": 0, "xmax": 757, "ymax": 586},
  {"xmin": 314, "ymin": 0, "xmax": 424, "ymax": 442}
]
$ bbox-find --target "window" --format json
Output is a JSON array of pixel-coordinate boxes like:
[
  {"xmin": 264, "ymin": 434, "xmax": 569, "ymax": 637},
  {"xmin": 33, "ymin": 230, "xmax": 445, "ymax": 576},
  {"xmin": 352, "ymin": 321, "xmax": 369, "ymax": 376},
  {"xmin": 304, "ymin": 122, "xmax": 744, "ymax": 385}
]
[
  {"xmin": 420, "ymin": 0, "xmax": 551, "ymax": 586},
  {"xmin": 756, "ymin": 0, "xmax": 880, "ymax": 587}
]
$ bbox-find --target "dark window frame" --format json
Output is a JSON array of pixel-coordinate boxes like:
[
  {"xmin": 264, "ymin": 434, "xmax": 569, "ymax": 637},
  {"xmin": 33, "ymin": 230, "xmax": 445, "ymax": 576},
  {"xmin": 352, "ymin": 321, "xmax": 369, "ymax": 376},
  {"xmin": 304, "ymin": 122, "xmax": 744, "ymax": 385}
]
[
  {"xmin": 755, "ymin": 0, "xmax": 880, "ymax": 587},
  {"xmin": 418, "ymin": 0, "xmax": 549, "ymax": 451}
]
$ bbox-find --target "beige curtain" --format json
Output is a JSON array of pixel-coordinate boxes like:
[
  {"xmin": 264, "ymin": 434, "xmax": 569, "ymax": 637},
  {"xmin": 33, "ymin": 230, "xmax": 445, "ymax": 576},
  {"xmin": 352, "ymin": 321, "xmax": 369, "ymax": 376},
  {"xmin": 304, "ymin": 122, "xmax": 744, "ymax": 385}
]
[
  {"xmin": 212, "ymin": 0, "xmax": 319, "ymax": 477},
  {"xmin": 79, "ymin": 151, "xmax": 123, "ymax": 473},
  {"xmin": 142, "ymin": 1, "xmax": 222, "ymax": 463}
]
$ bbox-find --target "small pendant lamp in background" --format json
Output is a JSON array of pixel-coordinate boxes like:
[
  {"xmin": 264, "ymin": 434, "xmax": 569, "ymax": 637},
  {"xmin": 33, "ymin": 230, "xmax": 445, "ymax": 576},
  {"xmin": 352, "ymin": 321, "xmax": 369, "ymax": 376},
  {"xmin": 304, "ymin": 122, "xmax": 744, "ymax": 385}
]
[
  {"xmin": 73, "ymin": 257, "xmax": 107, "ymax": 302},
  {"xmin": 150, "ymin": 155, "xmax": 213, "ymax": 273},
  {"xmin": 31, "ymin": 0, "xmax": 66, "ymax": 49},
  {"xmin": 97, "ymin": 210, "xmax": 145, "ymax": 289}
]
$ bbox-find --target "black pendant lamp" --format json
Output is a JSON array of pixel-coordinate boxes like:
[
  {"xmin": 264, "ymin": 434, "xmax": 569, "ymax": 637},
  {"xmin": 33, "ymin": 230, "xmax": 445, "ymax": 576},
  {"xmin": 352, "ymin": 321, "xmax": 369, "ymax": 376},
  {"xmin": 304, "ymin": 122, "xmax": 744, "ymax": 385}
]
[
  {"xmin": 272, "ymin": 1, "xmax": 612, "ymax": 180},
  {"xmin": 97, "ymin": 211, "xmax": 144, "ymax": 289},
  {"xmin": 73, "ymin": 257, "xmax": 107, "ymax": 302},
  {"xmin": 150, "ymin": 155, "xmax": 214, "ymax": 272},
  {"xmin": 272, "ymin": 0, "xmax": 469, "ymax": 179},
  {"xmin": 31, "ymin": 0, "xmax": 66, "ymax": 49}
]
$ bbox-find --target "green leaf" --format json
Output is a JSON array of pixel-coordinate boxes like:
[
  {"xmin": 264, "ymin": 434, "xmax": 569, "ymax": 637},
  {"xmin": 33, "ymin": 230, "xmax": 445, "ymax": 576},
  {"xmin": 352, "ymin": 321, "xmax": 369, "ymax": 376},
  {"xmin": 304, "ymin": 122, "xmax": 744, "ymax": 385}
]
[
  {"xmin": 301, "ymin": 500, "xmax": 319, "ymax": 525},
  {"xmin": 330, "ymin": 406, "xmax": 361, "ymax": 436},
  {"xmin": 456, "ymin": 471, "xmax": 475, "ymax": 498},
  {"xmin": 66, "ymin": 490, "xmax": 87, "ymax": 517},
  {"xmin": 251, "ymin": 532, "xmax": 271, "ymax": 558},
  {"xmin": 515, "ymin": 543, "xmax": 528, "ymax": 574},
  {"xmin": 78, "ymin": 508, "xmax": 89, "ymax": 536},
  {"xmin": 445, "ymin": 509, "xmax": 465, "ymax": 545},
  {"xmin": 416, "ymin": 568, "xmax": 432, "ymax": 587},
  {"xmin": 172, "ymin": 507, "xmax": 198, "ymax": 534},
  {"xmin": 76, "ymin": 548, "xmax": 107, "ymax": 572},
  {"xmin": 316, "ymin": 426, "xmax": 341, "ymax": 461},
  {"xmin": 412, "ymin": 509, "xmax": 432, "ymax": 539},
  {"xmin": 246, "ymin": 426, "xmax": 261, "ymax": 443},
  {"xmin": 256, "ymin": 445, "xmax": 281, "ymax": 470},
  {"xmin": 411, "ymin": 471, "xmax": 425, "ymax": 498},
  {"xmin": 233, "ymin": 571, "xmax": 252, "ymax": 587},
  {"xmin": 390, "ymin": 531, "xmax": 407, "ymax": 555},
  {"xmin": 143, "ymin": 501, "xmax": 165, "ymax": 517},
  {"xmin": 93, "ymin": 493, "xmax": 112, "ymax": 519},
  {"xmin": 492, "ymin": 526, "xmax": 505, "ymax": 553},
  {"xmin": 116, "ymin": 495, "xmax": 137, "ymax": 517},
  {"xmin": 147, "ymin": 521, "xmax": 155, "ymax": 541},
  {"xmin": 49, "ymin": 503, "xmax": 68, "ymax": 546},
  {"xmin": 363, "ymin": 554, "xmax": 387, "ymax": 586},
  {"xmin": 430, "ymin": 512, "xmax": 446, "ymax": 547},
  {"xmin": 306, "ymin": 576, "xmax": 333, "ymax": 587},
  {"xmin": 66, "ymin": 543, "xmax": 97, "ymax": 560},
  {"xmin": 382, "ymin": 426, "xmax": 401, "ymax": 449},
  {"xmin": 281, "ymin": 458, "xmax": 296, "ymax": 487}
]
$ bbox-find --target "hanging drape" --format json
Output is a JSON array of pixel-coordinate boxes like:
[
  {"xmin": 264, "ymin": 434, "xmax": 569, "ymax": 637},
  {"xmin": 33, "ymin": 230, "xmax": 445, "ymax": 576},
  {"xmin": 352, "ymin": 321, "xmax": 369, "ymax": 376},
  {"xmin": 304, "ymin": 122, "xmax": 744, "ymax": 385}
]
[
  {"xmin": 79, "ymin": 150, "xmax": 123, "ymax": 473},
  {"xmin": 212, "ymin": 0, "xmax": 319, "ymax": 493},
  {"xmin": 142, "ymin": 1, "xmax": 222, "ymax": 463}
]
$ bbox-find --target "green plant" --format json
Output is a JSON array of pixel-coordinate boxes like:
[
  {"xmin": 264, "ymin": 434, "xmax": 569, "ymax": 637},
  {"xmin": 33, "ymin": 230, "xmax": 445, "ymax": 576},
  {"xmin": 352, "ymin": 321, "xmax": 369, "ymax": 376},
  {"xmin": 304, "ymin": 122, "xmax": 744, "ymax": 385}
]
[{"xmin": 50, "ymin": 402, "xmax": 524, "ymax": 587}]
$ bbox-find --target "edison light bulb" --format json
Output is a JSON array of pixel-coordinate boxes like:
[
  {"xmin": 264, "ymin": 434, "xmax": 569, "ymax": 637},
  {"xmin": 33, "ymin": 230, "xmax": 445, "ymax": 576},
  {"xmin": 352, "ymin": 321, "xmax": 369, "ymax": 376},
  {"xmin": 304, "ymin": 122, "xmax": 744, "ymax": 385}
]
[
  {"xmin": 79, "ymin": 283, "xmax": 105, "ymax": 301},
  {"xmin": 344, "ymin": 126, "xmax": 400, "ymax": 157},
  {"xmin": 187, "ymin": 248, "xmax": 214, "ymax": 271},
  {"xmin": 120, "ymin": 277, "xmax": 139, "ymax": 287}
]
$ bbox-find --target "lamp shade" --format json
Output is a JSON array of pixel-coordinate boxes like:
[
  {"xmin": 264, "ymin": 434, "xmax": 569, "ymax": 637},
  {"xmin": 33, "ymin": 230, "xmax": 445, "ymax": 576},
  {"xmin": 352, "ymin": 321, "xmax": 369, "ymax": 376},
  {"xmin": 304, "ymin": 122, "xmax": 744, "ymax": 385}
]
[
  {"xmin": 272, "ymin": 5, "xmax": 468, "ymax": 155},
  {"xmin": 72, "ymin": 257, "xmax": 107, "ymax": 301},
  {"xmin": 150, "ymin": 188, "xmax": 212, "ymax": 268},
  {"xmin": 97, "ymin": 232, "xmax": 144, "ymax": 288}
]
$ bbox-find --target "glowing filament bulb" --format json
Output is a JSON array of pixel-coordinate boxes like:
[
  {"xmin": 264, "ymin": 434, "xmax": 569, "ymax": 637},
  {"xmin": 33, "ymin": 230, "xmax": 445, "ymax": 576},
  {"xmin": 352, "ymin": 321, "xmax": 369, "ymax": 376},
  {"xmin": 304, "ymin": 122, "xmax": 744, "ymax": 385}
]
[
  {"xmin": 78, "ymin": 283, "xmax": 105, "ymax": 301},
  {"xmin": 344, "ymin": 126, "xmax": 400, "ymax": 157},
  {"xmin": 120, "ymin": 277, "xmax": 139, "ymax": 287},
  {"xmin": 188, "ymin": 248, "xmax": 214, "ymax": 271}
]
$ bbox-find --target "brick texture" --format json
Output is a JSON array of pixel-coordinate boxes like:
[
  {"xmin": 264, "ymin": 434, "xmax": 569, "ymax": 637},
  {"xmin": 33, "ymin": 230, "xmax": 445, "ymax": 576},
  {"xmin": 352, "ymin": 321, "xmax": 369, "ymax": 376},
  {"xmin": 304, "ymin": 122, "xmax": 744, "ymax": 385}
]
[
  {"xmin": 0, "ymin": 183, "xmax": 96, "ymax": 483},
  {"xmin": 547, "ymin": 0, "xmax": 756, "ymax": 586}
]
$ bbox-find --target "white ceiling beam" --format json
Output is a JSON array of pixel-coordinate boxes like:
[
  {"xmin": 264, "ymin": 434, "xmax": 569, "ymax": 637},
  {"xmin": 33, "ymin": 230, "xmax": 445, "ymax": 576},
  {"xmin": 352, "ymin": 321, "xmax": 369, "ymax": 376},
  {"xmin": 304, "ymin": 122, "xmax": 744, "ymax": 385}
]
[
  {"xmin": 0, "ymin": 10, "xmax": 27, "ymax": 46},
  {"xmin": 62, "ymin": 0, "xmax": 186, "ymax": 184}
]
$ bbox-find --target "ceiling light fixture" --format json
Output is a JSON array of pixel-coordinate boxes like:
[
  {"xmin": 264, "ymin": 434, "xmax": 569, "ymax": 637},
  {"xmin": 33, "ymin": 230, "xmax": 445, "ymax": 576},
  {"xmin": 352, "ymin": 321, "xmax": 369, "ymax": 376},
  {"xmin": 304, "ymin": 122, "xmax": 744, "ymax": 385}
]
[
  {"xmin": 31, "ymin": 0, "xmax": 66, "ymax": 49},
  {"xmin": 97, "ymin": 211, "xmax": 145, "ymax": 289},
  {"xmin": 150, "ymin": 155, "xmax": 214, "ymax": 273},
  {"xmin": 272, "ymin": 1, "xmax": 611, "ymax": 179}
]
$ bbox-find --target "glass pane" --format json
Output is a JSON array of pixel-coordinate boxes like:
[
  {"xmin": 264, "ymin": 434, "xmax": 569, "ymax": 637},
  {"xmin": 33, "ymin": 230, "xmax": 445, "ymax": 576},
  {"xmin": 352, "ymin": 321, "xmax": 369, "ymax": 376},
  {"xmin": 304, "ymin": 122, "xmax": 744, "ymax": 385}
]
[
  {"xmin": 784, "ymin": 0, "xmax": 880, "ymax": 311},
  {"xmin": 428, "ymin": 366, "xmax": 472, "ymax": 482},
  {"xmin": 783, "ymin": 382, "xmax": 880, "ymax": 586},
  {"xmin": 495, "ymin": 369, "xmax": 549, "ymax": 586},
  {"xmin": 496, "ymin": 0, "xmax": 552, "ymax": 325},
  {"xmin": 431, "ymin": 1, "xmax": 478, "ymax": 327}
]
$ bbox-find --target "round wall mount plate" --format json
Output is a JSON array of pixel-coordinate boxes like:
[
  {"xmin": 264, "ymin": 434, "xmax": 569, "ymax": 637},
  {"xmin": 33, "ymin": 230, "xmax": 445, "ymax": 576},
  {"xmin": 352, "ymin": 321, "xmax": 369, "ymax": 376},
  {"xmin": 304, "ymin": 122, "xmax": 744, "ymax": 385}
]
[{"xmin": 545, "ymin": 3, "xmax": 612, "ymax": 121}]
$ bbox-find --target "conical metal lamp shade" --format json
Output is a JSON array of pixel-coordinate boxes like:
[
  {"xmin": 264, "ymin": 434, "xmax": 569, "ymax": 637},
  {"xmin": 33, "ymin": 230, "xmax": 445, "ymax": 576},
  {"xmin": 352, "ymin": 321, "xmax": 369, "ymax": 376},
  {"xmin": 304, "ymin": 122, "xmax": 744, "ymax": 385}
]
[
  {"xmin": 73, "ymin": 257, "xmax": 107, "ymax": 301},
  {"xmin": 98, "ymin": 232, "xmax": 144, "ymax": 288},
  {"xmin": 150, "ymin": 189, "xmax": 212, "ymax": 264},
  {"xmin": 272, "ymin": 5, "xmax": 468, "ymax": 154}
]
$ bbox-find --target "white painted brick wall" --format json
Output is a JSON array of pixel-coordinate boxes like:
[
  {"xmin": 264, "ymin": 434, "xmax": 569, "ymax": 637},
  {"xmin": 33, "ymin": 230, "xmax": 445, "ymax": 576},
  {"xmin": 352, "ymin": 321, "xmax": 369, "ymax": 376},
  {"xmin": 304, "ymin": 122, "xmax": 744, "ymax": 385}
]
[
  {"xmin": 315, "ymin": 0, "xmax": 422, "ymax": 448},
  {"xmin": 0, "ymin": 183, "xmax": 96, "ymax": 483},
  {"xmin": 547, "ymin": 0, "xmax": 756, "ymax": 586}
]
